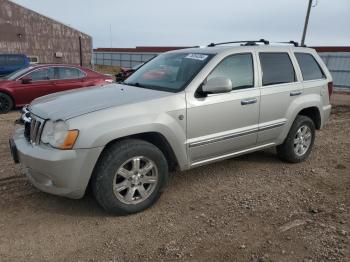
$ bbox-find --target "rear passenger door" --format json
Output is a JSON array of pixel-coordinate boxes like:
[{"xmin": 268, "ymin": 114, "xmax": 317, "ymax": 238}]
[
  {"xmin": 257, "ymin": 51, "xmax": 303, "ymax": 144},
  {"xmin": 294, "ymin": 52, "xmax": 328, "ymax": 105},
  {"xmin": 52, "ymin": 67, "xmax": 87, "ymax": 92}
]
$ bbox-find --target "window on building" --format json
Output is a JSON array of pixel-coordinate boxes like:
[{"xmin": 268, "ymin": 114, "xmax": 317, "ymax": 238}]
[
  {"xmin": 295, "ymin": 53, "xmax": 325, "ymax": 81},
  {"xmin": 28, "ymin": 56, "xmax": 39, "ymax": 64},
  {"xmin": 259, "ymin": 53, "xmax": 296, "ymax": 86},
  {"xmin": 207, "ymin": 53, "xmax": 254, "ymax": 90}
]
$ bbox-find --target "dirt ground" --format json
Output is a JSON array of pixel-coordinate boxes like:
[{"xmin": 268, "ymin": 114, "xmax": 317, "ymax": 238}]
[{"xmin": 0, "ymin": 95, "xmax": 349, "ymax": 262}]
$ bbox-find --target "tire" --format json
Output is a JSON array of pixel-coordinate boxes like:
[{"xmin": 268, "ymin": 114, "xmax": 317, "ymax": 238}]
[
  {"xmin": 277, "ymin": 115, "xmax": 315, "ymax": 163},
  {"xmin": 0, "ymin": 93, "xmax": 13, "ymax": 114},
  {"xmin": 92, "ymin": 139, "xmax": 169, "ymax": 215}
]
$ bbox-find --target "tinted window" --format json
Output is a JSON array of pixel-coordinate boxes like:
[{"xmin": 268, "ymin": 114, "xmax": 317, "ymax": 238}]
[
  {"xmin": 28, "ymin": 67, "xmax": 54, "ymax": 81},
  {"xmin": 7, "ymin": 55, "xmax": 25, "ymax": 66},
  {"xmin": 57, "ymin": 67, "xmax": 84, "ymax": 80},
  {"xmin": 0, "ymin": 56, "xmax": 7, "ymax": 66},
  {"xmin": 259, "ymin": 53, "xmax": 295, "ymax": 86},
  {"xmin": 295, "ymin": 53, "xmax": 325, "ymax": 81},
  {"xmin": 208, "ymin": 53, "xmax": 254, "ymax": 90}
]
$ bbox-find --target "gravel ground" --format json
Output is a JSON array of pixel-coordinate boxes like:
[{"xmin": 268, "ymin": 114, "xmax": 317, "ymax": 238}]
[{"xmin": 0, "ymin": 102, "xmax": 349, "ymax": 262}]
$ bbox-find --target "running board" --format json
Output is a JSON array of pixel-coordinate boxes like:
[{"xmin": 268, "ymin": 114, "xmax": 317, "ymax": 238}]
[{"xmin": 190, "ymin": 143, "xmax": 276, "ymax": 168}]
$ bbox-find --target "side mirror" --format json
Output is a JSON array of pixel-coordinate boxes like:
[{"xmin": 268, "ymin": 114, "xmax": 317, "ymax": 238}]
[
  {"xmin": 21, "ymin": 77, "xmax": 32, "ymax": 84},
  {"xmin": 202, "ymin": 77, "xmax": 232, "ymax": 94}
]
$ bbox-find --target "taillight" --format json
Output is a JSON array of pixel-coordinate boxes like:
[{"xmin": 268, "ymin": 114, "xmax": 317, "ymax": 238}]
[{"xmin": 327, "ymin": 82, "xmax": 333, "ymax": 98}]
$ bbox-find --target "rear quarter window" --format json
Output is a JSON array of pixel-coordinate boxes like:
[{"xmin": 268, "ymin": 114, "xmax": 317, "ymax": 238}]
[
  {"xmin": 259, "ymin": 53, "xmax": 296, "ymax": 86},
  {"xmin": 57, "ymin": 67, "xmax": 85, "ymax": 80},
  {"xmin": 295, "ymin": 53, "xmax": 325, "ymax": 81}
]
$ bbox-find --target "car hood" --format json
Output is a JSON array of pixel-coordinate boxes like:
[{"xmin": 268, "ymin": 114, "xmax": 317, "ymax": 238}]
[{"xmin": 30, "ymin": 84, "xmax": 173, "ymax": 120}]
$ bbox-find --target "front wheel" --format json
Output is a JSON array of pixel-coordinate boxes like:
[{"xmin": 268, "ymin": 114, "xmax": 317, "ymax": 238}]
[
  {"xmin": 92, "ymin": 139, "xmax": 169, "ymax": 215},
  {"xmin": 0, "ymin": 93, "xmax": 13, "ymax": 114},
  {"xmin": 277, "ymin": 115, "xmax": 315, "ymax": 163}
]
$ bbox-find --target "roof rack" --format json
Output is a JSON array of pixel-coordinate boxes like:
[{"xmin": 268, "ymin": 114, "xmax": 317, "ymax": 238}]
[
  {"xmin": 207, "ymin": 39, "xmax": 269, "ymax": 47},
  {"xmin": 275, "ymin": 41, "xmax": 300, "ymax": 47}
]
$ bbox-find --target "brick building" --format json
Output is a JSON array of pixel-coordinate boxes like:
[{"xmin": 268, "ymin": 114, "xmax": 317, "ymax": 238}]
[{"xmin": 0, "ymin": 0, "xmax": 92, "ymax": 66}]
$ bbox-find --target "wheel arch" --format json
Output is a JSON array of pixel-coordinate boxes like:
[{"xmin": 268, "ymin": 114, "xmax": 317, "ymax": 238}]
[
  {"xmin": 0, "ymin": 89, "xmax": 15, "ymax": 109},
  {"xmin": 97, "ymin": 132, "xmax": 179, "ymax": 172},
  {"xmin": 297, "ymin": 106, "xmax": 321, "ymax": 130}
]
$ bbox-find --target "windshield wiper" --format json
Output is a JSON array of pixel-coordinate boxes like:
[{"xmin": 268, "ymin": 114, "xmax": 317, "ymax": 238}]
[{"xmin": 122, "ymin": 82, "xmax": 146, "ymax": 88}]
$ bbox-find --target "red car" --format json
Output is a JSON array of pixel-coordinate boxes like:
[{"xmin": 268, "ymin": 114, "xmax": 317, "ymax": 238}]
[{"xmin": 0, "ymin": 64, "xmax": 113, "ymax": 113}]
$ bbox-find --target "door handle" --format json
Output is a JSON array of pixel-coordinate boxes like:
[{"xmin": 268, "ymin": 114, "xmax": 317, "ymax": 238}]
[
  {"xmin": 290, "ymin": 91, "xmax": 302, "ymax": 96},
  {"xmin": 241, "ymin": 98, "xmax": 257, "ymax": 105}
]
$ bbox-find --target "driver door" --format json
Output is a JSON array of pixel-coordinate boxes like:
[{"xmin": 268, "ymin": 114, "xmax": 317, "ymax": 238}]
[
  {"xmin": 13, "ymin": 67, "xmax": 55, "ymax": 105},
  {"xmin": 186, "ymin": 53, "xmax": 260, "ymax": 166}
]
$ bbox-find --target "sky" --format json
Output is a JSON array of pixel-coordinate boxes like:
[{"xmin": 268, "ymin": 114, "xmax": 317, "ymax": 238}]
[{"xmin": 11, "ymin": 0, "xmax": 350, "ymax": 48}]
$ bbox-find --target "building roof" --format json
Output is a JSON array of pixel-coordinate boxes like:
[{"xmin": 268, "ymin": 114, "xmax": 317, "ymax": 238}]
[{"xmin": 313, "ymin": 46, "xmax": 350, "ymax": 52}]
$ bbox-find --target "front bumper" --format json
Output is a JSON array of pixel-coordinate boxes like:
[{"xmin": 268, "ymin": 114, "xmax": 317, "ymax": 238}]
[{"xmin": 11, "ymin": 127, "xmax": 103, "ymax": 199}]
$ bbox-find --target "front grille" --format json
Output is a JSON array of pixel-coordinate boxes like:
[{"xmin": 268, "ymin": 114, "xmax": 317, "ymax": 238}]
[{"xmin": 24, "ymin": 114, "xmax": 45, "ymax": 145}]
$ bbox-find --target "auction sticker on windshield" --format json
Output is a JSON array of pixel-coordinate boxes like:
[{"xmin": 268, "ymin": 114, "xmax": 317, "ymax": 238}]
[{"xmin": 185, "ymin": 54, "xmax": 208, "ymax": 61}]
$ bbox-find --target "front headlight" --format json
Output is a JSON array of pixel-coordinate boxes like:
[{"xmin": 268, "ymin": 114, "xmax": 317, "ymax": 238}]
[{"xmin": 41, "ymin": 120, "xmax": 79, "ymax": 149}]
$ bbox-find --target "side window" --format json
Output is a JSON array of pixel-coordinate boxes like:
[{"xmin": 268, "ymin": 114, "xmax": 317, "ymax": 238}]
[
  {"xmin": 8, "ymin": 56, "xmax": 24, "ymax": 66},
  {"xmin": 78, "ymin": 69, "xmax": 85, "ymax": 78},
  {"xmin": 259, "ymin": 53, "xmax": 295, "ymax": 86},
  {"xmin": 28, "ymin": 67, "xmax": 54, "ymax": 81},
  {"xmin": 208, "ymin": 53, "xmax": 254, "ymax": 90},
  {"xmin": 0, "ymin": 56, "xmax": 6, "ymax": 66},
  {"xmin": 57, "ymin": 67, "xmax": 84, "ymax": 80},
  {"xmin": 295, "ymin": 53, "xmax": 325, "ymax": 81}
]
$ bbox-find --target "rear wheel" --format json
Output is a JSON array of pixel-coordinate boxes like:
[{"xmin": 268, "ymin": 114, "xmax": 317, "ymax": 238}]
[
  {"xmin": 277, "ymin": 115, "xmax": 315, "ymax": 163},
  {"xmin": 0, "ymin": 93, "xmax": 13, "ymax": 114},
  {"xmin": 92, "ymin": 139, "xmax": 168, "ymax": 215}
]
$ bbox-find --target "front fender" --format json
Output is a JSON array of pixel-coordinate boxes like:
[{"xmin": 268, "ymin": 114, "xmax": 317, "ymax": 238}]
[{"xmin": 69, "ymin": 104, "xmax": 188, "ymax": 170}]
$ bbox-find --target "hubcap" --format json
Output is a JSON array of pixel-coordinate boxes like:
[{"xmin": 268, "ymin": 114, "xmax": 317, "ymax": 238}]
[
  {"xmin": 294, "ymin": 125, "xmax": 312, "ymax": 157},
  {"xmin": 113, "ymin": 156, "xmax": 158, "ymax": 204}
]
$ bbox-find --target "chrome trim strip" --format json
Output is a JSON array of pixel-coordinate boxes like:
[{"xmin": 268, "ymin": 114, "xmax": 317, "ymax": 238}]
[
  {"xmin": 188, "ymin": 121, "xmax": 286, "ymax": 148},
  {"xmin": 189, "ymin": 128, "xmax": 258, "ymax": 148},
  {"xmin": 191, "ymin": 143, "xmax": 276, "ymax": 167},
  {"xmin": 258, "ymin": 121, "xmax": 286, "ymax": 132}
]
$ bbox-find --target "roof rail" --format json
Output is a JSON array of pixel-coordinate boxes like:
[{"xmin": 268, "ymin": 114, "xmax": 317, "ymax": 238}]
[
  {"xmin": 207, "ymin": 39, "xmax": 269, "ymax": 47},
  {"xmin": 275, "ymin": 41, "xmax": 300, "ymax": 47}
]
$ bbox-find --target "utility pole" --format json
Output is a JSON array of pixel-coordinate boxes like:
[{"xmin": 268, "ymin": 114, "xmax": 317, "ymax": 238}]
[{"xmin": 301, "ymin": 0, "xmax": 313, "ymax": 46}]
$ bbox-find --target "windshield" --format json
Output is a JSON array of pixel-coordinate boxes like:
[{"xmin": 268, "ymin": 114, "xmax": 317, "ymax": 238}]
[
  {"xmin": 124, "ymin": 52, "xmax": 213, "ymax": 92},
  {"xmin": 5, "ymin": 66, "xmax": 33, "ymax": 80}
]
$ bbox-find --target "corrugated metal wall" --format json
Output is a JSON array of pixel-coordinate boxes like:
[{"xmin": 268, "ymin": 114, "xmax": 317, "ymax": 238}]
[
  {"xmin": 93, "ymin": 52, "xmax": 158, "ymax": 68},
  {"xmin": 93, "ymin": 49, "xmax": 350, "ymax": 90},
  {"xmin": 319, "ymin": 52, "xmax": 350, "ymax": 89}
]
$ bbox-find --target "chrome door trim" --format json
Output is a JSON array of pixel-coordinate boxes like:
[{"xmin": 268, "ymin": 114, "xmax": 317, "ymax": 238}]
[
  {"xmin": 188, "ymin": 127, "xmax": 259, "ymax": 148},
  {"xmin": 258, "ymin": 121, "xmax": 286, "ymax": 132},
  {"xmin": 188, "ymin": 121, "xmax": 286, "ymax": 148}
]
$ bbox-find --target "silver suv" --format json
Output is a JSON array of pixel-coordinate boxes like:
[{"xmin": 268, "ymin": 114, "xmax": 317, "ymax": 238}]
[{"xmin": 10, "ymin": 40, "xmax": 333, "ymax": 214}]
